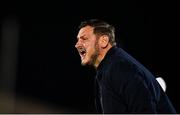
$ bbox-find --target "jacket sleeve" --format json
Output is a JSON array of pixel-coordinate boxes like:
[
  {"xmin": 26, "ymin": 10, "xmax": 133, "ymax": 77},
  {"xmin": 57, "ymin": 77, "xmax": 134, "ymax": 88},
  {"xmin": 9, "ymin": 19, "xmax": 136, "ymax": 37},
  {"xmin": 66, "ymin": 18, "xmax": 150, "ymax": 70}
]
[
  {"xmin": 109, "ymin": 62, "xmax": 157, "ymax": 113},
  {"xmin": 124, "ymin": 73, "xmax": 157, "ymax": 113}
]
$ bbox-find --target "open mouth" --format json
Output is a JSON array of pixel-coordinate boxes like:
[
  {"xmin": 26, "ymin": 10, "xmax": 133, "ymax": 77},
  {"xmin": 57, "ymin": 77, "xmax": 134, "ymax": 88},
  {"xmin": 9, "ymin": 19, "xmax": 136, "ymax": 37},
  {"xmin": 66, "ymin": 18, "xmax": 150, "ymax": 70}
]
[{"xmin": 78, "ymin": 48, "xmax": 86, "ymax": 59}]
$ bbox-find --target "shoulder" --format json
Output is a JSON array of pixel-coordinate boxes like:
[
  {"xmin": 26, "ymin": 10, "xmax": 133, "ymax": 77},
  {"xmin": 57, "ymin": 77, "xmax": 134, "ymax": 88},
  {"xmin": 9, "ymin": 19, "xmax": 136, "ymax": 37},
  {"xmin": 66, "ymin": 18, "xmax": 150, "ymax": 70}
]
[
  {"xmin": 106, "ymin": 50, "xmax": 139, "ymax": 76},
  {"xmin": 105, "ymin": 57, "xmax": 139, "ymax": 84},
  {"xmin": 103, "ymin": 50, "xmax": 146, "ymax": 87},
  {"xmin": 106, "ymin": 47, "xmax": 149, "ymax": 79}
]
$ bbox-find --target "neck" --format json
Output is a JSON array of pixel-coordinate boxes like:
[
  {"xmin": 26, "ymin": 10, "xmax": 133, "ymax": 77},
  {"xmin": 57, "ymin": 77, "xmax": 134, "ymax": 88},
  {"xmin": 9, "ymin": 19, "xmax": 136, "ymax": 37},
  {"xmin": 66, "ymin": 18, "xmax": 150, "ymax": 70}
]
[{"xmin": 94, "ymin": 44, "xmax": 112, "ymax": 69}]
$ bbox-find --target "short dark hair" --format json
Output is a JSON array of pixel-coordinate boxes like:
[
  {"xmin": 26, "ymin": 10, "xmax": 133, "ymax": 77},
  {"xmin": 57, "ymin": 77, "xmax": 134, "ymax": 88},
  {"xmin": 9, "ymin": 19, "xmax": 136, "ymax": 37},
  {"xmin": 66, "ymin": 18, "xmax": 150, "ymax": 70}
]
[{"xmin": 78, "ymin": 19, "xmax": 116, "ymax": 46}]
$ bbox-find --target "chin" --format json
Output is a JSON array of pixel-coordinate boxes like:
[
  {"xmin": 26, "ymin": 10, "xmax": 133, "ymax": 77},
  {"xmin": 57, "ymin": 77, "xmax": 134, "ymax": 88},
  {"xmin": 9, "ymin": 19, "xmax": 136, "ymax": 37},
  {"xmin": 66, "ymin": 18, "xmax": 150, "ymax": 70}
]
[
  {"xmin": 81, "ymin": 60, "xmax": 88, "ymax": 66},
  {"xmin": 81, "ymin": 59, "xmax": 91, "ymax": 66},
  {"xmin": 81, "ymin": 62, "xmax": 86, "ymax": 66}
]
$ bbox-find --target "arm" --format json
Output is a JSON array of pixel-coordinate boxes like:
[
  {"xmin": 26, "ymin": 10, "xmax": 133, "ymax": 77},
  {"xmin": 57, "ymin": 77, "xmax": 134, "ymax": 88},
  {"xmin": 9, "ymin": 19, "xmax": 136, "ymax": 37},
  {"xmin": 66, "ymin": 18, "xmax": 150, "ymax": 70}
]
[{"xmin": 109, "ymin": 62, "xmax": 158, "ymax": 113}]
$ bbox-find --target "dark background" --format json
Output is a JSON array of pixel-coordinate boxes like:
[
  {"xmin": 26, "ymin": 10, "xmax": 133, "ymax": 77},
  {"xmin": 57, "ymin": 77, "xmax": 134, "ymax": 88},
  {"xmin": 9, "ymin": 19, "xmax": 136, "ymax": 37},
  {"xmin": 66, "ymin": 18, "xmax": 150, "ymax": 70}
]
[{"xmin": 0, "ymin": 0, "xmax": 179, "ymax": 113}]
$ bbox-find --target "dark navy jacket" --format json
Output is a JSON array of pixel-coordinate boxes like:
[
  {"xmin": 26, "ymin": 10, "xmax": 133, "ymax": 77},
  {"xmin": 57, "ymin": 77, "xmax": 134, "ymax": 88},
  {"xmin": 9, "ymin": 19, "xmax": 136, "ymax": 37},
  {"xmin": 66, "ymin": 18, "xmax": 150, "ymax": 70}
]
[{"xmin": 95, "ymin": 46, "xmax": 176, "ymax": 113}]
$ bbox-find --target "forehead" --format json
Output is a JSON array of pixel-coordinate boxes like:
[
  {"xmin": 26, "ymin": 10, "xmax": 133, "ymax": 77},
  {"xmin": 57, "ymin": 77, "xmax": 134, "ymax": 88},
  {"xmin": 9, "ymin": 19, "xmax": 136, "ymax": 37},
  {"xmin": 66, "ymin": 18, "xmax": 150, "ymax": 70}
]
[{"xmin": 77, "ymin": 26, "xmax": 94, "ymax": 38}]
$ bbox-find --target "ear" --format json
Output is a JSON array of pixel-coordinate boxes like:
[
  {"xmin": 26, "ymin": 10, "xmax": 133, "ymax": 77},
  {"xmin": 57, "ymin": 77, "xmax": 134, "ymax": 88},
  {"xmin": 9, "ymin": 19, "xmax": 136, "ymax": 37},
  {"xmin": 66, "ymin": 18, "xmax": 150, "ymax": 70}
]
[{"xmin": 99, "ymin": 35, "xmax": 109, "ymax": 48}]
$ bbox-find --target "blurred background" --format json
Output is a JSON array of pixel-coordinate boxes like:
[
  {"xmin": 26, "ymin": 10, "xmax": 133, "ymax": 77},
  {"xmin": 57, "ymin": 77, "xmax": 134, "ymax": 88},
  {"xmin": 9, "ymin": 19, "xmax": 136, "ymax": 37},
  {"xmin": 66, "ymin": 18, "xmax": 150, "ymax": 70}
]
[{"xmin": 0, "ymin": 0, "xmax": 179, "ymax": 113}]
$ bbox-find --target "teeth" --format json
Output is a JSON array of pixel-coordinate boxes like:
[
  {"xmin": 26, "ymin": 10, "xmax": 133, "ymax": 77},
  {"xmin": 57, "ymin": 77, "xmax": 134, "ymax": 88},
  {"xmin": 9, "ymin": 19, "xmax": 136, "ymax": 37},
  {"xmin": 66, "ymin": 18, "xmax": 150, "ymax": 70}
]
[
  {"xmin": 79, "ymin": 48, "xmax": 86, "ymax": 56},
  {"xmin": 81, "ymin": 51, "xmax": 85, "ymax": 54}
]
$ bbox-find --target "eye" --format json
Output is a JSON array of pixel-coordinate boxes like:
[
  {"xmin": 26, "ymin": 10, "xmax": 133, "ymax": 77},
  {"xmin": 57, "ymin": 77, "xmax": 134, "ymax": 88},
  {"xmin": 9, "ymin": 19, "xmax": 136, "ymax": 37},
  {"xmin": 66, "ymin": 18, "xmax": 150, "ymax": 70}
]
[{"xmin": 81, "ymin": 37, "xmax": 88, "ymax": 40}]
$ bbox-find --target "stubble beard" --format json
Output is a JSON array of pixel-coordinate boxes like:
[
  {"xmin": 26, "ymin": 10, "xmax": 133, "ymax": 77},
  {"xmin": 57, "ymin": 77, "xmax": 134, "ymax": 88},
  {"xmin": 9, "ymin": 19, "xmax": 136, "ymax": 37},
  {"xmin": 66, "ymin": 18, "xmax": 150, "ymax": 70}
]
[{"xmin": 81, "ymin": 40, "xmax": 99, "ymax": 68}]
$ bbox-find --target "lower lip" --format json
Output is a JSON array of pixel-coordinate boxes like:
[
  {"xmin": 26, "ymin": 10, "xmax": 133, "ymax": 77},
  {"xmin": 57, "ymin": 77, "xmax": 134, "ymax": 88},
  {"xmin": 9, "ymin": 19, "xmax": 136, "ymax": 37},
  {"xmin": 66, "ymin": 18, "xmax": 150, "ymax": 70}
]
[{"xmin": 81, "ymin": 54, "xmax": 86, "ymax": 60}]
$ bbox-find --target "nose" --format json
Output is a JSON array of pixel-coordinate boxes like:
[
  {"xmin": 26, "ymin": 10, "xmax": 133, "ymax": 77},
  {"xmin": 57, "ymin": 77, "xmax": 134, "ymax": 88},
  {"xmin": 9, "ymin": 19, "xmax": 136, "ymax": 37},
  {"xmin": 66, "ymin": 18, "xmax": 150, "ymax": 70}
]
[{"xmin": 75, "ymin": 40, "xmax": 80, "ymax": 48}]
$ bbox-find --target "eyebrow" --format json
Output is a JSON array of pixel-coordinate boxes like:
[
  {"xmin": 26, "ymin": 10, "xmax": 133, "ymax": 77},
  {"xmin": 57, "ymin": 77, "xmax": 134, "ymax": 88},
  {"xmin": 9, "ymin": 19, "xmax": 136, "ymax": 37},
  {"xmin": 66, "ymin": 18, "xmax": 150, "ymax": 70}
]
[
  {"xmin": 76, "ymin": 36, "xmax": 79, "ymax": 40},
  {"xmin": 77, "ymin": 35, "xmax": 86, "ymax": 40}
]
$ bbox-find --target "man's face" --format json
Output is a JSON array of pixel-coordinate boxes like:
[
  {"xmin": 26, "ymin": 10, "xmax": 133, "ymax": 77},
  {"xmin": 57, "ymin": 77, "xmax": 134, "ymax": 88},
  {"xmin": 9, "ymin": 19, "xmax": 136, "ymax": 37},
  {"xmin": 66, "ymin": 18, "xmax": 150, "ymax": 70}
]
[{"xmin": 75, "ymin": 26, "xmax": 99, "ymax": 66}]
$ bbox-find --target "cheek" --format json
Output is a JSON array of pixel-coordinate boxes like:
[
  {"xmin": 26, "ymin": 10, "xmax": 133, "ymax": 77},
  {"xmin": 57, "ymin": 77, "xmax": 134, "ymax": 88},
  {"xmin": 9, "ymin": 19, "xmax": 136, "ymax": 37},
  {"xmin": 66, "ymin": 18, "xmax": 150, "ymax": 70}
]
[
  {"xmin": 86, "ymin": 39, "xmax": 97, "ymax": 53},
  {"xmin": 87, "ymin": 44, "xmax": 95, "ymax": 52},
  {"xmin": 89, "ymin": 41, "xmax": 97, "ymax": 49},
  {"xmin": 87, "ymin": 47, "xmax": 97, "ymax": 58}
]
